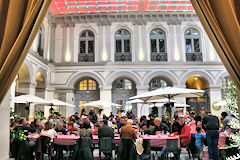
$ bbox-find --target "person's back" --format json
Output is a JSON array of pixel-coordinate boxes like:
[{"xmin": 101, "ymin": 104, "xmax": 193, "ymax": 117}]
[
  {"xmin": 120, "ymin": 119, "xmax": 137, "ymax": 140},
  {"xmin": 98, "ymin": 120, "xmax": 114, "ymax": 139},
  {"xmin": 195, "ymin": 127, "xmax": 206, "ymax": 158},
  {"xmin": 202, "ymin": 115, "xmax": 219, "ymax": 131}
]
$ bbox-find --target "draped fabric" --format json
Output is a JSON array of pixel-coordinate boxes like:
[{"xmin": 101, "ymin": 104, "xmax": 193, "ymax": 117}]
[
  {"xmin": 190, "ymin": 0, "xmax": 240, "ymax": 118},
  {"xmin": 0, "ymin": 0, "xmax": 51, "ymax": 103}
]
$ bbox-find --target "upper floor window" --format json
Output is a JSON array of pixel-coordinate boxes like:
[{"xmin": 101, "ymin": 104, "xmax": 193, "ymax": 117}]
[
  {"xmin": 115, "ymin": 29, "xmax": 131, "ymax": 61},
  {"xmin": 37, "ymin": 27, "xmax": 44, "ymax": 57},
  {"xmin": 150, "ymin": 29, "xmax": 167, "ymax": 61},
  {"xmin": 149, "ymin": 78, "xmax": 168, "ymax": 91},
  {"xmin": 115, "ymin": 79, "xmax": 133, "ymax": 90},
  {"xmin": 221, "ymin": 76, "xmax": 231, "ymax": 99},
  {"xmin": 79, "ymin": 79, "xmax": 97, "ymax": 91},
  {"xmin": 79, "ymin": 30, "xmax": 95, "ymax": 62},
  {"xmin": 185, "ymin": 28, "xmax": 202, "ymax": 61}
]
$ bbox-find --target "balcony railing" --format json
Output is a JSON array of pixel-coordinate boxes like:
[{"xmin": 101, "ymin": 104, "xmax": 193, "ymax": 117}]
[
  {"xmin": 151, "ymin": 53, "xmax": 167, "ymax": 61},
  {"xmin": 115, "ymin": 52, "xmax": 132, "ymax": 62},
  {"xmin": 186, "ymin": 53, "xmax": 202, "ymax": 61},
  {"xmin": 78, "ymin": 53, "xmax": 95, "ymax": 62}
]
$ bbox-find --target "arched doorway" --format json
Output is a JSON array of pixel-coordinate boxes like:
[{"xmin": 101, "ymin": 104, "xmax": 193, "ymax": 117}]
[
  {"xmin": 35, "ymin": 72, "xmax": 46, "ymax": 114},
  {"xmin": 74, "ymin": 78, "xmax": 100, "ymax": 113},
  {"xmin": 149, "ymin": 77, "xmax": 173, "ymax": 117},
  {"xmin": 185, "ymin": 75, "xmax": 210, "ymax": 116},
  {"xmin": 112, "ymin": 78, "xmax": 137, "ymax": 115},
  {"xmin": 15, "ymin": 63, "xmax": 31, "ymax": 117}
]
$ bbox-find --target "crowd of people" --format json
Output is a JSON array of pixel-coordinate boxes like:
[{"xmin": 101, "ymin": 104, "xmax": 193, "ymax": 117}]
[{"xmin": 9, "ymin": 108, "xmax": 238, "ymax": 160}]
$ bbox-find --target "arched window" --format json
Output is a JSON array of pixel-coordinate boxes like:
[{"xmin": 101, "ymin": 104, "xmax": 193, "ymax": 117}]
[
  {"xmin": 37, "ymin": 27, "xmax": 44, "ymax": 57},
  {"xmin": 115, "ymin": 79, "xmax": 133, "ymax": 90},
  {"xmin": 150, "ymin": 29, "xmax": 167, "ymax": 61},
  {"xmin": 115, "ymin": 29, "xmax": 131, "ymax": 61},
  {"xmin": 79, "ymin": 30, "xmax": 95, "ymax": 62},
  {"xmin": 149, "ymin": 78, "xmax": 168, "ymax": 91},
  {"xmin": 185, "ymin": 28, "xmax": 202, "ymax": 61},
  {"xmin": 79, "ymin": 79, "xmax": 97, "ymax": 91}
]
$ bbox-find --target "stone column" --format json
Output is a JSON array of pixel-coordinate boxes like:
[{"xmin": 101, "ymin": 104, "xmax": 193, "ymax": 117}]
[
  {"xmin": 209, "ymin": 86, "xmax": 222, "ymax": 117},
  {"xmin": 66, "ymin": 90, "xmax": 75, "ymax": 117},
  {"xmin": 100, "ymin": 86, "xmax": 112, "ymax": 117},
  {"xmin": 136, "ymin": 86, "xmax": 149, "ymax": 118},
  {"xmin": 44, "ymin": 88, "xmax": 54, "ymax": 118},
  {"xmin": 29, "ymin": 83, "xmax": 36, "ymax": 121},
  {"xmin": 0, "ymin": 87, "xmax": 11, "ymax": 159}
]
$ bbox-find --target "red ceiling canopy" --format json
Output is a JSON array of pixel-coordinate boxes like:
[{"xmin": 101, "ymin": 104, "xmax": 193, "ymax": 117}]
[{"xmin": 50, "ymin": 0, "xmax": 194, "ymax": 15}]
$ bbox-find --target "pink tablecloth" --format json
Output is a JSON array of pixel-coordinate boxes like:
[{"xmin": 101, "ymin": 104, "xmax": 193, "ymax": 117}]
[
  {"xmin": 54, "ymin": 135, "xmax": 80, "ymax": 145},
  {"xmin": 28, "ymin": 134, "xmax": 226, "ymax": 147}
]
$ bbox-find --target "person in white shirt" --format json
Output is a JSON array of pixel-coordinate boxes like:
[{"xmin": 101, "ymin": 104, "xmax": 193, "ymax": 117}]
[
  {"xmin": 40, "ymin": 122, "xmax": 57, "ymax": 142},
  {"xmin": 97, "ymin": 109, "xmax": 103, "ymax": 122},
  {"xmin": 121, "ymin": 109, "xmax": 126, "ymax": 117}
]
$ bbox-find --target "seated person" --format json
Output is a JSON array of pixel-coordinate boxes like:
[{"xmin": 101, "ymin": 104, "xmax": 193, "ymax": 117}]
[
  {"xmin": 153, "ymin": 118, "xmax": 170, "ymax": 135},
  {"xmin": 98, "ymin": 119, "xmax": 114, "ymax": 159},
  {"xmin": 142, "ymin": 117, "xmax": 155, "ymax": 135},
  {"xmin": 92, "ymin": 123, "xmax": 99, "ymax": 135},
  {"xmin": 98, "ymin": 119, "xmax": 114, "ymax": 139},
  {"xmin": 120, "ymin": 119, "xmax": 137, "ymax": 140},
  {"xmin": 79, "ymin": 121, "xmax": 92, "ymax": 138},
  {"xmin": 54, "ymin": 122, "xmax": 67, "ymax": 135},
  {"xmin": 40, "ymin": 122, "xmax": 57, "ymax": 142},
  {"xmin": 67, "ymin": 121, "xmax": 79, "ymax": 135},
  {"xmin": 160, "ymin": 117, "xmax": 191, "ymax": 160}
]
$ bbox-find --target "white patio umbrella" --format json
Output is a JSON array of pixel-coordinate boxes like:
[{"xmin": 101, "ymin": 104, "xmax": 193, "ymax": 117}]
[
  {"xmin": 49, "ymin": 99, "xmax": 75, "ymax": 107},
  {"xmin": 126, "ymin": 98, "xmax": 179, "ymax": 104},
  {"xmin": 80, "ymin": 100, "xmax": 121, "ymax": 109},
  {"xmin": 130, "ymin": 87, "xmax": 204, "ymax": 102},
  {"xmin": 11, "ymin": 94, "xmax": 51, "ymax": 105}
]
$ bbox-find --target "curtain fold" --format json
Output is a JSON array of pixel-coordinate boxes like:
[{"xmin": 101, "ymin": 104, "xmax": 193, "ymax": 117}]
[
  {"xmin": 0, "ymin": 0, "xmax": 51, "ymax": 103},
  {"xmin": 190, "ymin": 0, "xmax": 240, "ymax": 117}
]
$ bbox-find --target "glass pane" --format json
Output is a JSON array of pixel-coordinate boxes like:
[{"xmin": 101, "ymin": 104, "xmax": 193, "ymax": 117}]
[
  {"xmin": 159, "ymin": 39, "xmax": 165, "ymax": 52},
  {"xmin": 185, "ymin": 29, "xmax": 191, "ymax": 35},
  {"xmin": 157, "ymin": 30, "xmax": 164, "ymax": 36},
  {"xmin": 124, "ymin": 39, "xmax": 130, "ymax": 52},
  {"xmin": 192, "ymin": 29, "xmax": 199, "ymax": 36},
  {"xmin": 151, "ymin": 39, "xmax": 157, "ymax": 52},
  {"xmin": 88, "ymin": 41, "xmax": 94, "ymax": 53},
  {"xmin": 88, "ymin": 31, "xmax": 94, "ymax": 37},
  {"xmin": 185, "ymin": 39, "xmax": 192, "ymax": 53},
  {"xmin": 115, "ymin": 30, "xmax": 122, "ymax": 37},
  {"xmin": 150, "ymin": 30, "xmax": 157, "ymax": 36},
  {"xmin": 80, "ymin": 41, "xmax": 86, "ymax": 53},
  {"xmin": 123, "ymin": 30, "xmax": 130, "ymax": 36},
  {"xmin": 116, "ymin": 79, "xmax": 124, "ymax": 89},
  {"xmin": 80, "ymin": 32, "xmax": 86, "ymax": 37},
  {"xmin": 194, "ymin": 39, "xmax": 200, "ymax": 52},
  {"xmin": 125, "ymin": 80, "xmax": 132, "ymax": 90},
  {"xmin": 116, "ymin": 40, "xmax": 122, "ymax": 52}
]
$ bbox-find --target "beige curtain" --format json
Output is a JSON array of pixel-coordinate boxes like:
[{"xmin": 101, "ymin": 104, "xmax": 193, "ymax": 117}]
[
  {"xmin": 190, "ymin": 0, "xmax": 240, "ymax": 118},
  {"xmin": 0, "ymin": 0, "xmax": 51, "ymax": 103}
]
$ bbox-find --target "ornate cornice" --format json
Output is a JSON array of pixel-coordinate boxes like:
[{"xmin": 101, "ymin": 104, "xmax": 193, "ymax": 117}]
[{"xmin": 48, "ymin": 11, "xmax": 197, "ymax": 27}]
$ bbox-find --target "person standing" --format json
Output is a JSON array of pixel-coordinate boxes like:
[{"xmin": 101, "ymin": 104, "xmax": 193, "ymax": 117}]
[{"xmin": 202, "ymin": 111, "xmax": 219, "ymax": 160}]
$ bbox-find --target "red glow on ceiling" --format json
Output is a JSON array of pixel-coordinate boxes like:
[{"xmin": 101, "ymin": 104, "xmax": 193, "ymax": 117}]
[{"xmin": 50, "ymin": 0, "xmax": 194, "ymax": 15}]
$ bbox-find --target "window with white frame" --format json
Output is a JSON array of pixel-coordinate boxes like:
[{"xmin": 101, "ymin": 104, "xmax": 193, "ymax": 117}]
[
  {"xmin": 115, "ymin": 29, "xmax": 131, "ymax": 61},
  {"xmin": 79, "ymin": 30, "xmax": 95, "ymax": 62},
  {"xmin": 150, "ymin": 29, "xmax": 167, "ymax": 61},
  {"xmin": 185, "ymin": 28, "xmax": 202, "ymax": 61}
]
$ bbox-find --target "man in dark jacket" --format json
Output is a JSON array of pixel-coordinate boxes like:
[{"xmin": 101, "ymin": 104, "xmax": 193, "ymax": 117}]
[
  {"xmin": 98, "ymin": 119, "xmax": 114, "ymax": 139},
  {"xmin": 202, "ymin": 111, "xmax": 219, "ymax": 160},
  {"xmin": 98, "ymin": 119, "xmax": 114, "ymax": 159},
  {"xmin": 153, "ymin": 118, "xmax": 170, "ymax": 134}
]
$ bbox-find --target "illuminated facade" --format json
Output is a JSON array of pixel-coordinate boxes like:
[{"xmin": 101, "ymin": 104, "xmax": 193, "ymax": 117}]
[{"xmin": 8, "ymin": 1, "xmax": 229, "ymax": 119}]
